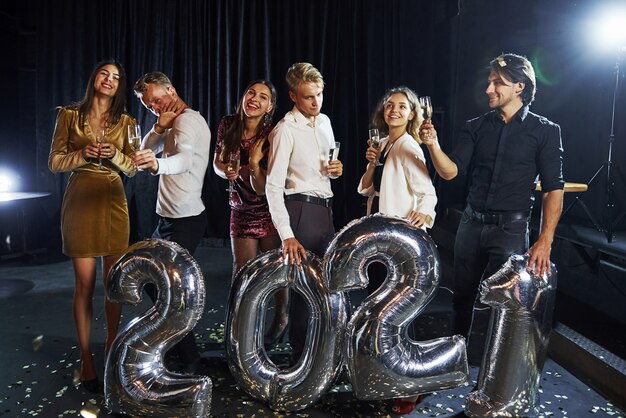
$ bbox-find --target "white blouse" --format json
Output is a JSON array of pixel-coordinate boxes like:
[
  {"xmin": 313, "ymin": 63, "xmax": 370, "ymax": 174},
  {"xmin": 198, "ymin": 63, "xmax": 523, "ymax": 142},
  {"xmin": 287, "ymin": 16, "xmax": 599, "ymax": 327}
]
[{"xmin": 357, "ymin": 133, "xmax": 437, "ymax": 228}]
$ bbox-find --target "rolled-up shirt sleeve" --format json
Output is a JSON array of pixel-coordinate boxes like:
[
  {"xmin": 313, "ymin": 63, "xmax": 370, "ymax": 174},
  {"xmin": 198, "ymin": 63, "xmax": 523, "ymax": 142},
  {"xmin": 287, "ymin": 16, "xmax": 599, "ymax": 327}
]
[{"xmin": 537, "ymin": 122, "xmax": 564, "ymax": 192}]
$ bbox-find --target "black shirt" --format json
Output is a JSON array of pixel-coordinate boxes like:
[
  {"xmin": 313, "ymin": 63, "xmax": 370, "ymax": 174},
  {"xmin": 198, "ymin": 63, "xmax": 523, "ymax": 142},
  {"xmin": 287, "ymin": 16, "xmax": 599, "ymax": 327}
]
[{"xmin": 450, "ymin": 106, "xmax": 564, "ymax": 212}]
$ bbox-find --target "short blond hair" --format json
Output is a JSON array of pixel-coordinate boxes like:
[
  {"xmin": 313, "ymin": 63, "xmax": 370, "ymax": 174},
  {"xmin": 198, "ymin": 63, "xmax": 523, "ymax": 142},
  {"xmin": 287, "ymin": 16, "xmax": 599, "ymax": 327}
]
[{"xmin": 285, "ymin": 62, "xmax": 324, "ymax": 92}]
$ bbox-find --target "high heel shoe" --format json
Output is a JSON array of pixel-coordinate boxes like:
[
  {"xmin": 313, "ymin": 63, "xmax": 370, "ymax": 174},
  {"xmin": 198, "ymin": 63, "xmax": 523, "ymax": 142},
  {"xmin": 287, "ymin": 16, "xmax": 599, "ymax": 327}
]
[
  {"xmin": 264, "ymin": 318, "xmax": 288, "ymax": 346},
  {"xmin": 391, "ymin": 395, "xmax": 423, "ymax": 415}
]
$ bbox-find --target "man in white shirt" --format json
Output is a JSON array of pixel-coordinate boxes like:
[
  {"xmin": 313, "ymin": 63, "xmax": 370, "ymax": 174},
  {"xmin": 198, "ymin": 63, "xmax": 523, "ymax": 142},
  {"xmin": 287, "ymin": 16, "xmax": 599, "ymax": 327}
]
[
  {"xmin": 266, "ymin": 62, "xmax": 343, "ymax": 360},
  {"xmin": 133, "ymin": 71, "xmax": 211, "ymax": 372}
]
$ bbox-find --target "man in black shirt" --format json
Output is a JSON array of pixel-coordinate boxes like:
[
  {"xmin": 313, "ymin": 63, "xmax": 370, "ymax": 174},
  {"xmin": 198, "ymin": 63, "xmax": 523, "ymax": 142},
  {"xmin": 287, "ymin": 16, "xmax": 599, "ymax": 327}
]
[{"xmin": 420, "ymin": 53, "xmax": 564, "ymax": 340}]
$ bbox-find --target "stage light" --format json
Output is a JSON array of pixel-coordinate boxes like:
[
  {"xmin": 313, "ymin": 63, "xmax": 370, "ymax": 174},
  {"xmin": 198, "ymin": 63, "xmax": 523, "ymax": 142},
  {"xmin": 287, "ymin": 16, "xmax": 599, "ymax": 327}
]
[
  {"xmin": 0, "ymin": 170, "xmax": 19, "ymax": 192},
  {"xmin": 592, "ymin": 5, "xmax": 626, "ymax": 52}
]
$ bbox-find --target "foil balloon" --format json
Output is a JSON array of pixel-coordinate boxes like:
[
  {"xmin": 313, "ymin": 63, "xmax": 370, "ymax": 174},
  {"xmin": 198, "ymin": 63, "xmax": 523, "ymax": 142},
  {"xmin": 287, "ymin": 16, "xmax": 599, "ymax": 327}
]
[
  {"xmin": 324, "ymin": 214, "xmax": 469, "ymax": 400},
  {"xmin": 104, "ymin": 239, "xmax": 212, "ymax": 417},
  {"xmin": 465, "ymin": 254, "xmax": 557, "ymax": 417},
  {"xmin": 226, "ymin": 249, "xmax": 347, "ymax": 411}
]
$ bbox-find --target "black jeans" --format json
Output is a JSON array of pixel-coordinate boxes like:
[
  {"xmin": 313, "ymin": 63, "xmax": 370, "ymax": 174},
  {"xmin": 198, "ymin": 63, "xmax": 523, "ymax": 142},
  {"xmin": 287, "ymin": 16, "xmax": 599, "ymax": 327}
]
[
  {"xmin": 452, "ymin": 205, "xmax": 529, "ymax": 340},
  {"xmin": 146, "ymin": 211, "xmax": 207, "ymax": 364}
]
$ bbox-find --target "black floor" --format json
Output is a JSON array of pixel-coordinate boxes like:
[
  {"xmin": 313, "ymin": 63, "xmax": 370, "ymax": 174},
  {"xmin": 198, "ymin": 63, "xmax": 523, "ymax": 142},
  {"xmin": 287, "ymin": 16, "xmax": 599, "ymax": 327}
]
[{"xmin": 0, "ymin": 240, "xmax": 624, "ymax": 417}]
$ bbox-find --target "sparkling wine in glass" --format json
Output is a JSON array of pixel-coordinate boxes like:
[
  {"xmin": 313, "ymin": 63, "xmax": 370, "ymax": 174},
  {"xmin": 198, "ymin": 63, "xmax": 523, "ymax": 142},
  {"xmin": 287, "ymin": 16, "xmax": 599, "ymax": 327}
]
[
  {"xmin": 127, "ymin": 125, "xmax": 142, "ymax": 171},
  {"xmin": 227, "ymin": 152, "xmax": 240, "ymax": 193},
  {"xmin": 96, "ymin": 129, "xmax": 105, "ymax": 169},
  {"xmin": 327, "ymin": 141, "xmax": 340, "ymax": 177},
  {"xmin": 420, "ymin": 96, "xmax": 433, "ymax": 121},
  {"xmin": 369, "ymin": 128, "xmax": 382, "ymax": 166}
]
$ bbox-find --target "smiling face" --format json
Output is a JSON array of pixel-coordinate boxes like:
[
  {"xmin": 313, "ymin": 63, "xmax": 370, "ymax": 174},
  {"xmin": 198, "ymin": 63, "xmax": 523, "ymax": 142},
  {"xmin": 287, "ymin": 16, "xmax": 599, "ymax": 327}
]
[
  {"xmin": 383, "ymin": 92, "xmax": 415, "ymax": 130},
  {"xmin": 138, "ymin": 83, "xmax": 176, "ymax": 116},
  {"xmin": 485, "ymin": 69, "xmax": 524, "ymax": 112},
  {"xmin": 289, "ymin": 81, "xmax": 323, "ymax": 118},
  {"xmin": 93, "ymin": 64, "xmax": 120, "ymax": 97},
  {"xmin": 242, "ymin": 83, "xmax": 273, "ymax": 119}
]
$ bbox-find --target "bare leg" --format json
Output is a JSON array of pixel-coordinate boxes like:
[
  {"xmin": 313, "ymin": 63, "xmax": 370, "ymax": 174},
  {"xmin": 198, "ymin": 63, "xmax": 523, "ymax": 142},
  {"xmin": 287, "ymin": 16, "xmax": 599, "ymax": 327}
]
[
  {"xmin": 259, "ymin": 236, "xmax": 288, "ymax": 342},
  {"xmin": 102, "ymin": 254, "xmax": 122, "ymax": 357},
  {"xmin": 71, "ymin": 257, "xmax": 97, "ymax": 381},
  {"xmin": 231, "ymin": 237, "xmax": 260, "ymax": 277}
]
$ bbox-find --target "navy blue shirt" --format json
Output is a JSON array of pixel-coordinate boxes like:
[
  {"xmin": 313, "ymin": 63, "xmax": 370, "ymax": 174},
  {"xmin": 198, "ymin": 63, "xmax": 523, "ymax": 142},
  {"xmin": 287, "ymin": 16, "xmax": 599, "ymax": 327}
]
[{"xmin": 450, "ymin": 106, "xmax": 564, "ymax": 212}]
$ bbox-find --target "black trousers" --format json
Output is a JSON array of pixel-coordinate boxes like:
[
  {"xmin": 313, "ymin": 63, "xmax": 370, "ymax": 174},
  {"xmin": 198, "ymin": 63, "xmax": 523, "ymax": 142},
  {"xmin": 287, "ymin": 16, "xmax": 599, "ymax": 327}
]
[
  {"xmin": 285, "ymin": 200, "xmax": 335, "ymax": 357},
  {"xmin": 452, "ymin": 205, "xmax": 529, "ymax": 340},
  {"xmin": 146, "ymin": 211, "xmax": 207, "ymax": 364}
]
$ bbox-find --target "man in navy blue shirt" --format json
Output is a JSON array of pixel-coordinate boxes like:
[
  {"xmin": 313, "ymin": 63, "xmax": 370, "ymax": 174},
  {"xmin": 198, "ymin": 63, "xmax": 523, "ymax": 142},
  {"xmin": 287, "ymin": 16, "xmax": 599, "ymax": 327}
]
[{"xmin": 420, "ymin": 53, "xmax": 564, "ymax": 340}]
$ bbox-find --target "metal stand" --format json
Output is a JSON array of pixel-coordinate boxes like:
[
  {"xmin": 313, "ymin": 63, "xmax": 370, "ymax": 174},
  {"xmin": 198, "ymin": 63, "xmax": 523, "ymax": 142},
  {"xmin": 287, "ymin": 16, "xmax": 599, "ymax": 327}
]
[{"xmin": 562, "ymin": 51, "xmax": 625, "ymax": 243}]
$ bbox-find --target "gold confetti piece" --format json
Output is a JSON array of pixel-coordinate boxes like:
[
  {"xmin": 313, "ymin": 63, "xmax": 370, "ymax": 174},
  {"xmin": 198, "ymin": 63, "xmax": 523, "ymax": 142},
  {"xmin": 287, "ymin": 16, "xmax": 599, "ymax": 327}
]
[
  {"xmin": 32, "ymin": 335, "xmax": 44, "ymax": 351},
  {"xmin": 72, "ymin": 369, "xmax": 81, "ymax": 386},
  {"xmin": 79, "ymin": 402, "xmax": 100, "ymax": 418}
]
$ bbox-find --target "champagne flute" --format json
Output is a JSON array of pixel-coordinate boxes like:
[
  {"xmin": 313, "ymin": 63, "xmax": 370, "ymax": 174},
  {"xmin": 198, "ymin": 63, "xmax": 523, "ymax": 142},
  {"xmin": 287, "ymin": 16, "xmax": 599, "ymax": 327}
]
[
  {"xmin": 369, "ymin": 128, "xmax": 382, "ymax": 166},
  {"xmin": 96, "ymin": 129, "xmax": 105, "ymax": 169},
  {"xmin": 127, "ymin": 125, "xmax": 143, "ymax": 171},
  {"xmin": 419, "ymin": 96, "xmax": 433, "ymax": 121},
  {"xmin": 227, "ymin": 152, "xmax": 240, "ymax": 193},
  {"xmin": 328, "ymin": 141, "xmax": 340, "ymax": 177}
]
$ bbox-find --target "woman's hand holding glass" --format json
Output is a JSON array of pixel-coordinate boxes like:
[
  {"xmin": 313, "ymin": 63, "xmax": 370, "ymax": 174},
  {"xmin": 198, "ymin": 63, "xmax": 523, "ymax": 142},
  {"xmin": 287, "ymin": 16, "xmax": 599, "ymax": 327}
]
[
  {"xmin": 127, "ymin": 125, "xmax": 143, "ymax": 170},
  {"xmin": 226, "ymin": 152, "xmax": 240, "ymax": 193},
  {"xmin": 368, "ymin": 128, "xmax": 383, "ymax": 167}
]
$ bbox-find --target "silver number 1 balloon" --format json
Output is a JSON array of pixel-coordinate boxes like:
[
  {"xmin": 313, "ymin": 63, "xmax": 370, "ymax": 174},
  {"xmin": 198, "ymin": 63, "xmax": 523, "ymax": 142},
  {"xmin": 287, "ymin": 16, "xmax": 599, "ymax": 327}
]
[
  {"xmin": 465, "ymin": 254, "xmax": 557, "ymax": 417},
  {"xmin": 324, "ymin": 214, "xmax": 469, "ymax": 400},
  {"xmin": 104, "ymin": 239, "xmax": 212, "ymax": 417}
]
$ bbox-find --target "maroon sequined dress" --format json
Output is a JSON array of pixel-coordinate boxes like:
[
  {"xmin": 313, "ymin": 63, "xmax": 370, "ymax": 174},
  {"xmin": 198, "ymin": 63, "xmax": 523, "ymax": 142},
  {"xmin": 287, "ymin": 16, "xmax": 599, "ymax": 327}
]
[{"xmin": 215, "ymin": 115, "xmax": 278, "ymax": 238}]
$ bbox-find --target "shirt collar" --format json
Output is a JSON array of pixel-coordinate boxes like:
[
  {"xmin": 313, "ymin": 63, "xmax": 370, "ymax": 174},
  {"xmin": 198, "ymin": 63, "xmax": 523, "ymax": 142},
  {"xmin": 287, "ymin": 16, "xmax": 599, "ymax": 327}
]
[
  {"xmin": 490, "ymin": 104, "xmax": 529, "ymax": 124},
  {"xmin": 290, "ymin": 106, "xmax": 318, "ymax": 128}
]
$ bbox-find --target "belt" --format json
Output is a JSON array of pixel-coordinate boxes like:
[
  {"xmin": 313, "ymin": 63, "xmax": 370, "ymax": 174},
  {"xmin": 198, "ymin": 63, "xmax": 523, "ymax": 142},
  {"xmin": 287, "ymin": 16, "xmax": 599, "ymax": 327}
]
[
  {"xmin": 285, "ymin": 193, "xmax": 333, "ymax": 208},
  {"xmin": 467, "ymin": 207, "xmax": 530, "ymax": 225}
]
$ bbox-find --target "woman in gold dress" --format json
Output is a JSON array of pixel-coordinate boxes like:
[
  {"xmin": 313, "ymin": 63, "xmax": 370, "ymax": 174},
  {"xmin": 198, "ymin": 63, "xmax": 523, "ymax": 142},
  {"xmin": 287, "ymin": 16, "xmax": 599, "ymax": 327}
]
[{"xmin": 48, "ymin": 60, "xmax": 136, "ymax": 393}]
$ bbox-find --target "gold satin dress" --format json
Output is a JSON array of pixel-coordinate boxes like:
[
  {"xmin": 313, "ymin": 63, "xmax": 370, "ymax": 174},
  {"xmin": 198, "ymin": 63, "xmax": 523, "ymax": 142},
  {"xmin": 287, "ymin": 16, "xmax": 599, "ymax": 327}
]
[{"xmin": 48, "ymin": 107, "xmax": 137, "ymax": 257}]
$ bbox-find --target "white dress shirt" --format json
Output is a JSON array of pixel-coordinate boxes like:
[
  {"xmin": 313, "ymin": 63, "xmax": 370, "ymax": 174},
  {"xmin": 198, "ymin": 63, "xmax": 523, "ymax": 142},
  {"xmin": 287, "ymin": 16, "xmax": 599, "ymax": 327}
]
[
  {"xmin": 141, "ymin": 108, "xmax": 211, "ymax": 218},
  {"xmin": 358, "ymin": 133, "xmax": 437, "ymax": 228},
  {"xmin": 266, "ymin": 107, "xmax": 336, "ymax": 240}
]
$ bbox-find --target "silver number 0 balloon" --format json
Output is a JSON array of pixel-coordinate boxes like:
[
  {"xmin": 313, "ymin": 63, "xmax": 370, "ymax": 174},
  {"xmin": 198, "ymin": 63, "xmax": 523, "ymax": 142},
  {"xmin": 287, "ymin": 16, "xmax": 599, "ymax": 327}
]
[
  {"xmin": 104, "ymin": 239, "xmax": 212, "ymax": 417},
  {"xmin": 325, "ymin": 215, "xmax": 469, "ymax": 399},
  {"xmin": 226, "ymin": 249, "xmax": 347, "ymax": 411}
]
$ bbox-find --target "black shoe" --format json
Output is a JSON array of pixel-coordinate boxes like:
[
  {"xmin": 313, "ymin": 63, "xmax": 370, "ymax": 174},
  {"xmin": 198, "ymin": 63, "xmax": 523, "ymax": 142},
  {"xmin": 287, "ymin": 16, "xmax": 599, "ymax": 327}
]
[{"xmin": 80, "ymin": 378, "xmax": 103, "ymax": 394}]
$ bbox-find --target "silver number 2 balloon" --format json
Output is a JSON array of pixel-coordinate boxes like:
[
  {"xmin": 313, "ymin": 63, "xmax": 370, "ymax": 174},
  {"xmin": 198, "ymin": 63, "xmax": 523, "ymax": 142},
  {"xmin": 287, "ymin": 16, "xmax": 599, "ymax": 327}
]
[
  {"xmin": 104, "ymin": 239, "xmax": 212, "ymax": 417},
  {"xmin": 465, "ymin": 254, "xmax": 557, "ymax": 417},
  {"xmin": 325, "ymin": 214, "xmax": 469, "ymax": 399},
  {"xmin": 226, "ymin": 249, "xmax": 347, "ymax": 411}
]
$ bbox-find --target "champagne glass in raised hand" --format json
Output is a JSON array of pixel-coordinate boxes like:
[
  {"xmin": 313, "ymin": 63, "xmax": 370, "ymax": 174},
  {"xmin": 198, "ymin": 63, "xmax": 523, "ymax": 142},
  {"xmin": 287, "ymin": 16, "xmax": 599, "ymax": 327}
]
[
  {"xmin": 127, "ymin": 125, "xmax": 142, "ymax": 171},
  {"xmin": 96, "ymin": 129, "xmax": 105, "ymax": 169},
  {"xmin": 419, "ymin": 96, "xmax": 433, "ymax": 121},
  {"xmin": 227, "ymin": 152, "xmax": 240, "ymax": 193},
  {"xmin": 368, "ymin": 128, "xmax": 382, "ymax": 166}
]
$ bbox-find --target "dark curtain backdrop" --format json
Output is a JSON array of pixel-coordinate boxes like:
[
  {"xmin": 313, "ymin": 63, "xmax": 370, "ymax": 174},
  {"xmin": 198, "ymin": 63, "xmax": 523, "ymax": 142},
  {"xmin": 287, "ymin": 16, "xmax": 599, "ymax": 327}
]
[
  {"xmin": 28, "ymin": 0, "xmax": 456, "ymax": 242},
  {"xmin": 2, "ymin": 0, "xmax": 625, "ymax": 254}
]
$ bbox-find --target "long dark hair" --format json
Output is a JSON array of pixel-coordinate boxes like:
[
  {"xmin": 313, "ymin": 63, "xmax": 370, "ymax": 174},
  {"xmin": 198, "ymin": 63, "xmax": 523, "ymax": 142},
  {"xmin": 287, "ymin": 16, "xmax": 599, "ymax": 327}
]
[
  {"xmin": 220, "ymin": 80, "xmax": 277, "ymax": 162},
  {"xmin": 70, "ymin": 59, "xmax": 128, "ymax": 127}
]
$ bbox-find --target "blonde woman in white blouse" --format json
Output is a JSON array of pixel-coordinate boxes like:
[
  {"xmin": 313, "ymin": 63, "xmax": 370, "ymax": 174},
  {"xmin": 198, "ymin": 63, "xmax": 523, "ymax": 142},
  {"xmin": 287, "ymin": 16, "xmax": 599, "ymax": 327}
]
[
  {"xmin": 358, "ymin": 86, "xmax": 437, "ymax": 229},
  {"xmin": 357, "ymin": 86, "xmax": 437, "ymax": 414}
]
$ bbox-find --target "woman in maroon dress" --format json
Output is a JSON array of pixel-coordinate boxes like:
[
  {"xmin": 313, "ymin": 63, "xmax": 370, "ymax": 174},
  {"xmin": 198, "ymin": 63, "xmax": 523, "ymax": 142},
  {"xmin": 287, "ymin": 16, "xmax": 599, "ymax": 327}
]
[{"xmin": 213, "ymin": 80, "xmax": 288, "ymax": 343}]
